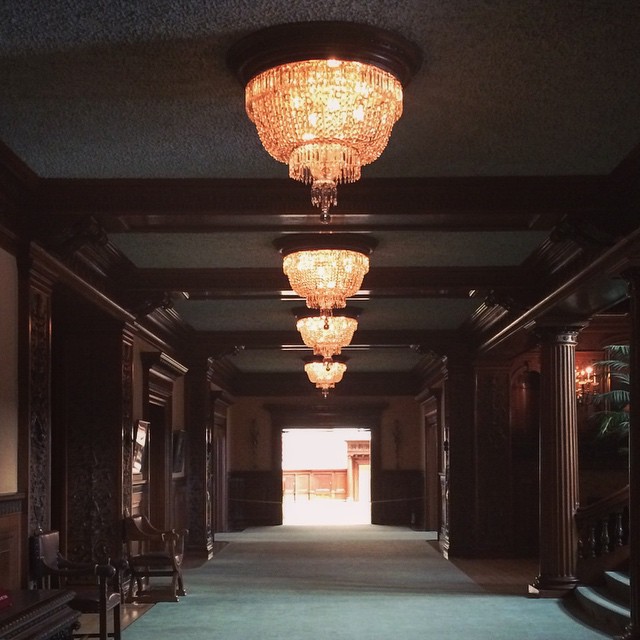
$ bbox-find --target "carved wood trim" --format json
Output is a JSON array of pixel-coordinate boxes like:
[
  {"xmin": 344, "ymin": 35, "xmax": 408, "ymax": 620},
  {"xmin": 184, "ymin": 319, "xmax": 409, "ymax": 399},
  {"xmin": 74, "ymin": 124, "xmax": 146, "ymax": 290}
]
[
  {"xmin": 25, "ymin": 271, "xmax": 52, "ymax": 535},
  {"xmin": 141, "ymin": 351, "xmax": 188, "ymax": 406},
  {"xmin": 121, "ymin": 330, "xmax": 134, "ymax": 517}
]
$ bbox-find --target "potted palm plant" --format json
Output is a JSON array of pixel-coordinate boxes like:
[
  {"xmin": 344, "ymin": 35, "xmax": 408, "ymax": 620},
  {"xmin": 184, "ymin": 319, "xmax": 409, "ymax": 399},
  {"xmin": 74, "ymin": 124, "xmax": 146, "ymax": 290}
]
[{"xmin": 592, "ymin": 344, "xmax": 630, "ymax": 438}]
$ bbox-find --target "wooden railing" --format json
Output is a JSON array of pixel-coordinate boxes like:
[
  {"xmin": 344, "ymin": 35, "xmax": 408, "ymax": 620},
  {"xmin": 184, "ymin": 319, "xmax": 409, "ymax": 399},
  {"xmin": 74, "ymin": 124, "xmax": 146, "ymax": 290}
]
[{"xmin": 576, "ymin": 485, "xmax": 629, "ymax": 584}]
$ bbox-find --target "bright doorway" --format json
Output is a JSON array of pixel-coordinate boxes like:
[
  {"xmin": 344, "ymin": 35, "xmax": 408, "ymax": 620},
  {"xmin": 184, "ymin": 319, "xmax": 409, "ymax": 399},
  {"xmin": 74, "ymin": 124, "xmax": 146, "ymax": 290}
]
[{"xmin": 282, "ymin": 428, "xmax": 371, "ymax": 525}]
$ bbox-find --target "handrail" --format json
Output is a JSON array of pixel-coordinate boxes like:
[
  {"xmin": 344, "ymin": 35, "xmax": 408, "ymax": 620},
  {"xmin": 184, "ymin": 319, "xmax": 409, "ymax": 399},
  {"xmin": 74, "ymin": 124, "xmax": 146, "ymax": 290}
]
[{"xmin": 576, "ymin": 485, "xmax": 629, "ymax": 522}]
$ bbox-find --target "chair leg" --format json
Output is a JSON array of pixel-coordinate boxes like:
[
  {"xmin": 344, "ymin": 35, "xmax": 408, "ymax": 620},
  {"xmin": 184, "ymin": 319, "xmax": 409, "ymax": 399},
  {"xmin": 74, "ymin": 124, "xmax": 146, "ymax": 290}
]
[
  {"xmin": 99, "ymin": 607, "xmax": 107, "ymax": 640},
  {"xmin": 177, "ymin": 571, "xmax": 186, "ymax": 596},
  {"xmin": 171, "ymin": 573, "xmax": 178, "ymax": 601},
  {"xmin": 113, "ymin": 603, "xmax": 122, "ymax": 640}
]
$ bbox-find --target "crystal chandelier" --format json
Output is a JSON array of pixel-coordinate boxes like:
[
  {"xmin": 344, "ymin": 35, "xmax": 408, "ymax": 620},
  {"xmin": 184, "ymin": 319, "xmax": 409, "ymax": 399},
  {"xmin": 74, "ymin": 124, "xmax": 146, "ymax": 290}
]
[
  {"xmin": 228, "ymin": 22, "xmax": 421, "ymax": 222},
  {"xmin": 304, "ymin": 358, "xmax": 347, "ymax": 397},
  {"xmin": 295, "ymin": 308, "xmax": 360, "ymax": 360},
  {"xmin": 274, "ymin": 234, "xmax": 377, "ymax": 314}
]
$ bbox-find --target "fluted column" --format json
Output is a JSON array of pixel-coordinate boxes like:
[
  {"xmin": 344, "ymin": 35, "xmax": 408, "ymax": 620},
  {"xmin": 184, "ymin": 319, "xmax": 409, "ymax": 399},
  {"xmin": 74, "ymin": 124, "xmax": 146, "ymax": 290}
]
[
  {"xmin": 620, "ymin": 267, "xmax": 640, "ymax": 639},
  {"xmin": 529, "ymin": 324, "xmax": 582, "ymax": 596}
]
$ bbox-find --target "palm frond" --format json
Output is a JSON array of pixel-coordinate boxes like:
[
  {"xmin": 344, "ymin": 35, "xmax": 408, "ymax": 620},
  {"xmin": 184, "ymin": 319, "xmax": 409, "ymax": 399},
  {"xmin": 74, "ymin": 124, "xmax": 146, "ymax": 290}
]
[
  {"xmin": 589, "ymin": 344, "xmax": 631, "ymax": 438},
  {"xmin": 591, "ymin": 410, "xmax": 630, "ymax": 437}
]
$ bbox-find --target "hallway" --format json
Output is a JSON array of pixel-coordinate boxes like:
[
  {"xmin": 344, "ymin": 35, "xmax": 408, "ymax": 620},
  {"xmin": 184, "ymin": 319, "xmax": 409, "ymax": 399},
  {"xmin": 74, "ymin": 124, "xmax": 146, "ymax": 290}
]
[{"xmin": 121, "ymin": 526, "xmax": 611, "ymax": 640}]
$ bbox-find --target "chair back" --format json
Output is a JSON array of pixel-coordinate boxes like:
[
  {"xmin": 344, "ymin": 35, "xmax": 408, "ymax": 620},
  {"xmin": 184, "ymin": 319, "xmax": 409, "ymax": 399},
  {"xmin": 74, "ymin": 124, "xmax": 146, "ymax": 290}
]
[{"xmin": 29, "ymin": 530, "xmax": 62, "ymax": 588}]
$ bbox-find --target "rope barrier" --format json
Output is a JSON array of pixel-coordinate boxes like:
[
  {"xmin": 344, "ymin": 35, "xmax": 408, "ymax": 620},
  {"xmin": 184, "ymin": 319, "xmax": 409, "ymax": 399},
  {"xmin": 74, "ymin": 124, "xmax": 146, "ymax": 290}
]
[{"xmin": 229, "ymin": 497, "xmax": 423, "ymax": 505}]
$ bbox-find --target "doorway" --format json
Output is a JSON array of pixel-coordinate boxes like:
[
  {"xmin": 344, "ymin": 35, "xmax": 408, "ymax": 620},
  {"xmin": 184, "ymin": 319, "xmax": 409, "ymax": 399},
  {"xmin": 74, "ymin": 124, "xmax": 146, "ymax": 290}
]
[{"xmin": 282, "ymin": 428, "xmax": 371, "ymax": 525}]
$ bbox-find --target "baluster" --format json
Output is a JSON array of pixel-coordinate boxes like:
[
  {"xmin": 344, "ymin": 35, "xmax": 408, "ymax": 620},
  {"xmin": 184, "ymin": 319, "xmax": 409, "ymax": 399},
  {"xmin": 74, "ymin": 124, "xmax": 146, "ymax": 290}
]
[
  {"xmin": 614, "ymin": 511, "xmax": 624, "ymax": 546},
  {"xmin": 587, "ymin": 525, "xmax": 597, "ymax": 558},
  {"xmin": 599, "ymin": 518, "xmax": 610, "ymax": 555}
]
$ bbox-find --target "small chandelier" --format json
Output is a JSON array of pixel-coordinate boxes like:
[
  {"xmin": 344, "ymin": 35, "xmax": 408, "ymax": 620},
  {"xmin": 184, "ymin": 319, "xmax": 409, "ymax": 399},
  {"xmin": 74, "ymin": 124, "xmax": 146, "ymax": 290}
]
[
  {"xmin": 295, "ymin": 308, "xmax": 360, "ymax": 360},
  {"xmin": 304, "ymin": 357, "xmax": 347, "ymax": 398},
  {"xmin": 576, "ymin": 364, "xmax": 598, "ymax": 405},
  {"xmin": 274, "ymin": 234, "xmax": 377, "ymax": 314},
  {"xmin": 228, "ymin": 22, "xmax": 421, "ymax": 222}
]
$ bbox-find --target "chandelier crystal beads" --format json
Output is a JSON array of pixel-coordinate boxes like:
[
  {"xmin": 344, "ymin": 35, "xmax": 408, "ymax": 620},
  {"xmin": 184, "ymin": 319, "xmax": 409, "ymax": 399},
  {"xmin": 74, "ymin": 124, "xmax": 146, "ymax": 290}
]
[
  {"xmin": 274, "ymin": 234, "xmax": 377, "ymax": 315},
  {"xmin": 295, "ymin": 309, "xmax": 360, "ymax": 360},
  {"xmin": 245, "ymin": 59, "xmax": 402, "ymax": 219},
  {"xmin": 304, "ymin": 358, "xmax": 347, "ymax": 397}
]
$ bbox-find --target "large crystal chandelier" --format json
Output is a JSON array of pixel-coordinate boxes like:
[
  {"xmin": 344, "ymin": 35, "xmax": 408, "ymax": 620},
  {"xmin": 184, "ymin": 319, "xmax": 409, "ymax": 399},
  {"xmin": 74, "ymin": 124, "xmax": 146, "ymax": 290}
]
[
  {"xmin": 274, "ymin": 234, "xmax": 377, "ymax": 314},
  {"xmin": 228, "ymin": 22, "xmax": 421, "ymax": 222},
  {"xmin": 295, "ymin": 308, "xmax": 360, "ymax": 360},
  {"xmin": 304, "ymin": 358, "xmax": 347, "ymax": 397}
]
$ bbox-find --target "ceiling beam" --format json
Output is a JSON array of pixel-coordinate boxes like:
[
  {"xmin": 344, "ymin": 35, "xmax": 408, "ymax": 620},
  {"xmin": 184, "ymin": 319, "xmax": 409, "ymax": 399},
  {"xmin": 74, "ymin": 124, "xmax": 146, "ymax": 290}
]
[
  {"xmin": 129, "ymin": 265, "xmax": 529, "ymax": 299},
  {"xmin": 34, "ymin": 175, "xmax": 610, "ymax": 232},
  {"xmin": 197, "ymin": 329, "xmax": 456, "ymax": 350}
]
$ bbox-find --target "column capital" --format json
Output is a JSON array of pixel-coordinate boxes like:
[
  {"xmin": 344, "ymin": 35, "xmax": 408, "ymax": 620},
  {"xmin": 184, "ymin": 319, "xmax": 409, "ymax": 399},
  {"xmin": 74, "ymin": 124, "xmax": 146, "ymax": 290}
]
[{"xmin": 534, "ymin": 319, "xmax": 589, "ymax": 344}]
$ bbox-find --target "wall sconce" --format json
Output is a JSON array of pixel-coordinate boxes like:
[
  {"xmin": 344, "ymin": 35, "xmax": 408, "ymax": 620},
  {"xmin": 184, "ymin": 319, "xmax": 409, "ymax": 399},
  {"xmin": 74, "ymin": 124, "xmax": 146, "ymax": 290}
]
[{"xmin": 576, "ymin": 365, "xmax": 597, "ymax": 405}]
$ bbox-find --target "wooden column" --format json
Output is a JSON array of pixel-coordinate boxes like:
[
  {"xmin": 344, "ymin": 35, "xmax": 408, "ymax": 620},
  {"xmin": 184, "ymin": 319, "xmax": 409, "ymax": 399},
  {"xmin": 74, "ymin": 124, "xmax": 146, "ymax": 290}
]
[
  {"xmin": 445, "ymin": 346, "xmax": 477, "ymax": 557},
  {"xmin": 620, "ymin": 267, "xmax": 640, "ymax": 639},
  {"xmin": 529, "ymin": 324, "xmax": 582, "ymax": 596},
  {"xmin": 185, "ymin": 356, "xmax": 214, "ymax": 559}
]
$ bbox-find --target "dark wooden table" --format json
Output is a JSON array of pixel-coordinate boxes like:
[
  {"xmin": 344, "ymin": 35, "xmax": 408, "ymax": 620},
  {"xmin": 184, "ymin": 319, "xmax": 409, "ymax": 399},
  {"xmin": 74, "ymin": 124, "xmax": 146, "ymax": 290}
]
[{"xmin": 0, "ymin": 589, "xmax": 80, "ymax": 640}]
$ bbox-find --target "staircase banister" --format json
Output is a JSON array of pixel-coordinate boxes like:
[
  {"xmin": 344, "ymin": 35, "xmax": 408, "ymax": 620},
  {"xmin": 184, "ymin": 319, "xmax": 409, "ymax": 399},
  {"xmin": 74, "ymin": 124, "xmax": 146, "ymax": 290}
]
[{"xmin": 576, "ymin": 485, "xmax": 629, "ymax": 523}]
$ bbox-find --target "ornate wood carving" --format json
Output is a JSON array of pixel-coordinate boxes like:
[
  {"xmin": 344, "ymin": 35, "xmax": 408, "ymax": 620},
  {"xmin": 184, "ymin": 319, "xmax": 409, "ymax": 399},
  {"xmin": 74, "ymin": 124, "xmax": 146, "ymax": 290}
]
[
  {"xmin": 121, "ymin": 330, "xmax": 134, "ymax": 518},
  {"xmin": 27, "ymin": 276, "xmax": 52, "ymax": 534},
  {"xmin": 64, "ymin": 330, "xmax": 124, "ymax": 564}
]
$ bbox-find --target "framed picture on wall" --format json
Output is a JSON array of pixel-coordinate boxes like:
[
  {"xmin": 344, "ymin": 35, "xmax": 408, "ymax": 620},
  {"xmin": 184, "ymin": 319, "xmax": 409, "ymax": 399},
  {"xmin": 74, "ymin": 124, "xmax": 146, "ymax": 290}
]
[
  {"xmin": 133, "ymin": 420, "xmax": 149, "ymax": 479},
  {"xmin": 172, "ymin": 430, "xmax": 187, "ymax": 477}
]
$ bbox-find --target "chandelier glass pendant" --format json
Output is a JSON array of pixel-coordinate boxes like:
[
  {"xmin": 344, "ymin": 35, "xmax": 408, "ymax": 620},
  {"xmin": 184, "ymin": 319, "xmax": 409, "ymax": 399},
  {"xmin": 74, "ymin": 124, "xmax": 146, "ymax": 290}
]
[
  {"xmin": 295, "ymin": 308, "xmax": 360, "ymax": 360},
  {"xmin": 274, "ymin": 234, "xmax": 377, "ymax": 314},
  {"xmin": 245, "ymin": 59, "xmax": 402, "ymax": 221},
  {"xmin": 228, "ymin": 22, "xmax": 421, "ymax": 222},
  {"xmin": 304, "ymin": 358, "xmax": 347, "ymax": 397}
]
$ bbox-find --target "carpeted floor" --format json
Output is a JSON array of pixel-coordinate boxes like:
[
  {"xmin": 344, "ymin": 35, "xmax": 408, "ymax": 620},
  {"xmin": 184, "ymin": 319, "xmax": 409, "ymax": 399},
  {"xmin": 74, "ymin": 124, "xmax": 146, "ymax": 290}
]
[{"xmin": 122, "ymin": 525, "xmax": 611, "ymax": 640}]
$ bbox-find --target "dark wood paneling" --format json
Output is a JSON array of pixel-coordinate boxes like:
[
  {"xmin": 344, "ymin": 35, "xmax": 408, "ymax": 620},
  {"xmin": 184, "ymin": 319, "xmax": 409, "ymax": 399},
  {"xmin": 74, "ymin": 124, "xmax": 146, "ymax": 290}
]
[
  {"xmin": 0, "ymin": 498, "xmax": 23, "ymax": 588},
  {"xmin": 475, "ymin": 366, "xmax": 513, "ymax": 553},
  {"xmin": 228, "ymin": 471, "xmax": 282, "ymax": 530},
  {"xmin": 372, "ymin": 470, "xmax": 424, "ymax": 527}
]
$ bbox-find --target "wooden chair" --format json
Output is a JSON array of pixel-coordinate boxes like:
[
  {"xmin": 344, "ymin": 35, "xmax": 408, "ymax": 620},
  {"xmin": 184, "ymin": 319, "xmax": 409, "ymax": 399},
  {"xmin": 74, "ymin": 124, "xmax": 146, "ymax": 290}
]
[
  {"xmin": 122, "ymin": 515, "xmax": 187, "ymax": 602},
  {"xmin": 29, "ymin": 530, "xmax": 122, "ymax": 640}
]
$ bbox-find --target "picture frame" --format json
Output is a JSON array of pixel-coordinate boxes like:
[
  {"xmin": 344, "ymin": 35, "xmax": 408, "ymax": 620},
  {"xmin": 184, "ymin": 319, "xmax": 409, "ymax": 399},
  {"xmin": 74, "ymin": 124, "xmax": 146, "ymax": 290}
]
[
  {"xmin": 133, "ymin": 420, "xmax": 149, "ymax": 478},
  {"xmin": 172, "ymin": 430, "xmax": 187, "ymax": 477}
]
